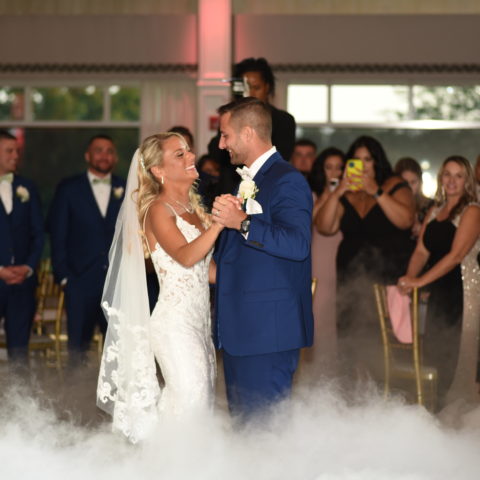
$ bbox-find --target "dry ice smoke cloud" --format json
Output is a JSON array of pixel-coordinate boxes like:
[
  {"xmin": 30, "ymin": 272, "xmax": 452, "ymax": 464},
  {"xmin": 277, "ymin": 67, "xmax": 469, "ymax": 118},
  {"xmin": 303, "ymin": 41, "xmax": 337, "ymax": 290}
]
[{"xmin": 1, "ymin": 377, "xmax": 480, "ymax": 480}]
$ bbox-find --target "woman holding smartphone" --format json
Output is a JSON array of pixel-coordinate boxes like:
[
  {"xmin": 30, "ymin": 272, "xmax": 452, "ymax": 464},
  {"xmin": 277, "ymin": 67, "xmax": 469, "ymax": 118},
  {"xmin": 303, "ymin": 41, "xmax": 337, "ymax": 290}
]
[{"xmin": 315, "ymin": 136, "xmax": 415, "ymax": 337}]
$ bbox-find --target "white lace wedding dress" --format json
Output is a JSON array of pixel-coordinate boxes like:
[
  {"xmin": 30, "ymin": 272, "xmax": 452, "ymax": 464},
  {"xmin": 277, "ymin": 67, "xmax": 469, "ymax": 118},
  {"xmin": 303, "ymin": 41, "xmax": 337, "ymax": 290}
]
[{"xmin": 149, "ymin": 208, "xmax": 216, "ymax": 416}]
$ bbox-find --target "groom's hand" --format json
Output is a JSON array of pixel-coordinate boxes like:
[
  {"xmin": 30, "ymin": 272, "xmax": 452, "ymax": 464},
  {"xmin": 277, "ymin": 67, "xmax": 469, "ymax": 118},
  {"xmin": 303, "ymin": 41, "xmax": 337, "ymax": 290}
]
[{"xmin": 212, "ymin": 194, "xmax": 246, "ymax": 230}]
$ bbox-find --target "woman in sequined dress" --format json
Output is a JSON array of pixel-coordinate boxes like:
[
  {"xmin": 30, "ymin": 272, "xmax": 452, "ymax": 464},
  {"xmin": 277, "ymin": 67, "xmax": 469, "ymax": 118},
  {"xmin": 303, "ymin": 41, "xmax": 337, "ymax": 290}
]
[{"xmin": 398, "ymin": 156, "xmax": 480, "ymax": 406}]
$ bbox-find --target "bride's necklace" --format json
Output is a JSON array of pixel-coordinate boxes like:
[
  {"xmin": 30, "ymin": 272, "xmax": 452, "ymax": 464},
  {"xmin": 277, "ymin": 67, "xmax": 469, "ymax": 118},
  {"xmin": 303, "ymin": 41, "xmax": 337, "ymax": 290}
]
[{"xmin": 166, "ymin": 195, "xmax": 194, "ymax": 214}]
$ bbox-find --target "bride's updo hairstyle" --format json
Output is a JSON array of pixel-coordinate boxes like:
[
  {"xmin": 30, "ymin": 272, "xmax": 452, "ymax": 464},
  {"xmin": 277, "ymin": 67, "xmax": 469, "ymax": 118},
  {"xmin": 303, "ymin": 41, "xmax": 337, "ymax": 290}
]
[{"xmin": 137, "ymin": 132, "xmax": 210, "ymax": 257}]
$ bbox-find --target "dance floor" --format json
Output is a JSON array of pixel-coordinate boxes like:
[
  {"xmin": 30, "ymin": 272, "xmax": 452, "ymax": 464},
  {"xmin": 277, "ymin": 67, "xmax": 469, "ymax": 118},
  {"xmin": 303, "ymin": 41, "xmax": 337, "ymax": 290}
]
[{"xmin": 1, "ymin": 345, "xmax": 480, "ymax": 480}]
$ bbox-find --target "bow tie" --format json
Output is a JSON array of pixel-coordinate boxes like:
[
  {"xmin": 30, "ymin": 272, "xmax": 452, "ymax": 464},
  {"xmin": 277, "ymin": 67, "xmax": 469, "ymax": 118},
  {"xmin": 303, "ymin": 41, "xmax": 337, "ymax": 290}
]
[
  {"xmin": 236, "ymin": 166, "xmax": 252, "ymax": 181},
  {"xmin": 92, "ymin": 177, "xmax": 111, "ymax": 185},
  {"xmin": 0, "ymin": 172, "xmax": 14, "ymax": 184}
]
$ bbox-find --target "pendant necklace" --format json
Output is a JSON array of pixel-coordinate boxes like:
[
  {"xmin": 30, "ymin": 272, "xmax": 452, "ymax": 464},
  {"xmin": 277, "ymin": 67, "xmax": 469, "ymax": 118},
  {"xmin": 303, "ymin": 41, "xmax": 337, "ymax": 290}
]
[{"xmin": 168, "ymin": 196, "xmax": 194, "ymax": 214}]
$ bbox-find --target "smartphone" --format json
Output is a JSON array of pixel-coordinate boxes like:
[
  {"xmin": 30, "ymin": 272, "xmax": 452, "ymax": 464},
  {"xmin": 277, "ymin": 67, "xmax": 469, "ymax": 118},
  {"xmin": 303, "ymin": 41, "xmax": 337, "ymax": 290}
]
[
  {"xmin": 328, "ymin": 178, "xmax": 339, "ymax": 191},
  {"xmin": 345, "ymin": 159, "xmax": 364, "ymax": 191}
]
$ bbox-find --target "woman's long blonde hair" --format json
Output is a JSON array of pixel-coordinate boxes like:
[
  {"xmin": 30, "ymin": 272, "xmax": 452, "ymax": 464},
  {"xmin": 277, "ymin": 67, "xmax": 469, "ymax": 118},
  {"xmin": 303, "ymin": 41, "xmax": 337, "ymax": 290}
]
[
  {"xmin": 434, "ymin": 155, "xmax": 477, "ymax": 220},
  {"xmin": 136, "ymin": 132, "xmax": 211, "ymax": 257}
]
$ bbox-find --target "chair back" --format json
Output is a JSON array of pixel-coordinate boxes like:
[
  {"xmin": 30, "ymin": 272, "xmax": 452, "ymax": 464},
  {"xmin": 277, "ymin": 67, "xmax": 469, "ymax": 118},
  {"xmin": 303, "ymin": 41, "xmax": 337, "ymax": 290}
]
[
  {"xmin": 31, "ymin": 259, "xmax": 65, "ymax": 367},
  {"xmin": 373, "ymin": 284, "xmax": 435, "ymax": 408}
]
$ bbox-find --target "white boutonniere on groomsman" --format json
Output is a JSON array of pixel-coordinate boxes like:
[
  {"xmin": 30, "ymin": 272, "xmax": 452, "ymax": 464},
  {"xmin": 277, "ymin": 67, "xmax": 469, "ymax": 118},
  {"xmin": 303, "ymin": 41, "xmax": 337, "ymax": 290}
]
[
  {"xmin": 16, "ymin": 185, "xmax": 30, "ymax": 203},
  {"xmin": 236, "ymin": 167, "xmax": 263, "ymax": 214},
  {"xmin": 113, "ymin": 186, "xmax": 124, "ymax": 199}
]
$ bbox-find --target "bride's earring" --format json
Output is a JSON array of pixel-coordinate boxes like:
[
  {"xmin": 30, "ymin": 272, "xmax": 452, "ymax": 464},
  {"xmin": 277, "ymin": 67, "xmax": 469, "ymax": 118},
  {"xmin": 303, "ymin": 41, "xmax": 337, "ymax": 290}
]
[{"xmin": 161, "ymin": 176, "xmax": 164, "ymax": 185}]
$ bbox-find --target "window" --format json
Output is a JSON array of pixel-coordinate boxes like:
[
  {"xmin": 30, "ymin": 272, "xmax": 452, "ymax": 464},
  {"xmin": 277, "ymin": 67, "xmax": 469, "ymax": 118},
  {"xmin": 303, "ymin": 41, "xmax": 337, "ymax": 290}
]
[
  {"xmin": 32, "ymin": 86, "xmax": 104, "ymax": 121},
  {"xmin": 287, "ymin": 85, "xmax": 328, "ymax": 123},
  {"xmin": 330, "ymin": 85, "xmax": 409, "ymax": 123},
  {"xmin": 289, "ymin": 83, "xmax": 480, "ymax": 195},
  {"xmin": 0, "ymin": 84, "xmax": 140, "ymax": 123},
  {"xmin": 0, "ymin": 83, "xmax": 141, "ymax": 217},
  {"xmin": 0, "ymin": 87, "xmax": 24, "ymax": 121}
]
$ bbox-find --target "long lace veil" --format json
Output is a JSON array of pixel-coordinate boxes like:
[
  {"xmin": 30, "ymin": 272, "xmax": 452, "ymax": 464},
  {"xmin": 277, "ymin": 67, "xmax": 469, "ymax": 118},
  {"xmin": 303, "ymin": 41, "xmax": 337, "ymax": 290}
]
[{"xmin": 97, "ymin": 148, "xmax": 160, "ymax": 443}]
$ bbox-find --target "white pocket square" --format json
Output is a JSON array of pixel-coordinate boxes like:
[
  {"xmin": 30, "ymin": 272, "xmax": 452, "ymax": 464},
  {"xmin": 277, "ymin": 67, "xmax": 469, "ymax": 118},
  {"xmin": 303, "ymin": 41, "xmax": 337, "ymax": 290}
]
[{"xmin": 245, "ymin": 198, "xmax": 263, "ymax": 214}]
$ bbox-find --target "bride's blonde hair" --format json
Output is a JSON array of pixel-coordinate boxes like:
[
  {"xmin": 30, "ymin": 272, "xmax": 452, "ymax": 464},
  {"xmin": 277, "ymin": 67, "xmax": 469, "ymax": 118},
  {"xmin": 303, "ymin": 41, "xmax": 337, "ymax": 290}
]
[{"xmin": 136, "ymin": 132, "xmax": 211, "ymax": 257}]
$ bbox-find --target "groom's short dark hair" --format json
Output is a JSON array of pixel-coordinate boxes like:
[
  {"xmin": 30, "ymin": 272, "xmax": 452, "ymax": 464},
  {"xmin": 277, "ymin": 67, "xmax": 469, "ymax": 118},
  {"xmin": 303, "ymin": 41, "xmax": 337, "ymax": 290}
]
[{"xmin": 218, "ymin": 97, "xmax": 272, "ymax": 143}]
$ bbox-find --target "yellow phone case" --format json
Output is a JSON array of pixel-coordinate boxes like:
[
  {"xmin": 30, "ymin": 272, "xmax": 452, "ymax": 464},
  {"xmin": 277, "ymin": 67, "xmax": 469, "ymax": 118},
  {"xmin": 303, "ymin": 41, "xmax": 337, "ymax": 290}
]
[{"xmin": 346, "ymin": 159, "xmax": 363, "ymax": 191}]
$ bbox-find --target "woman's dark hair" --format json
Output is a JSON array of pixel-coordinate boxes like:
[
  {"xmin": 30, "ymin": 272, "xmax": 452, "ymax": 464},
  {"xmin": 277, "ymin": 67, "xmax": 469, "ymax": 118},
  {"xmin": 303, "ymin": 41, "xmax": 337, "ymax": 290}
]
[
  {"xmin": 197, "ymin": 154, "xmax": 220, "ymax": 174},
  {"xmin": 394, "ymin": 157, "xmax": 423, "ymax": 180},
  {"xmin": 308, "ymin": 147, "xmax": 346, "ymax": 195},
  {"xmin": 233, "ymin": 57, "xmax": 276, "ymax": 96},
  {"xmin": 346, "ymin": 135, "xmax": 393, "ymax": 185},
  {"xmin": 169, "ymin": 125, "xmax": 194, "ymax": 150}
]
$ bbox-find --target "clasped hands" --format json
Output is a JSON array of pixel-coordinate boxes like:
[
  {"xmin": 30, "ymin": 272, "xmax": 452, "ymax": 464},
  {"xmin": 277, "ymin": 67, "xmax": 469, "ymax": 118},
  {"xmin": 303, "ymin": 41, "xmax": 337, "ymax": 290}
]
[
  {"xmin": 212, "ymin": 194, "xmax": 247, "ymax": 230},
  {"xmin": 0, "ymin": 265, "xmax": 30, "ymax": 285}
]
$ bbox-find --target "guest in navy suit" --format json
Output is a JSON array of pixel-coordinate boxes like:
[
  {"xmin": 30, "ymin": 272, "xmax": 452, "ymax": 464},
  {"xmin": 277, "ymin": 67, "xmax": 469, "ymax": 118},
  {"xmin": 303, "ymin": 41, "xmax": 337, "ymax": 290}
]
[
  {"xmin": 212, "ymin": 98, "xmax": 313, "ymax": 419},
  {"xmin": 47, "ymin": 135, "xmax": 125, "ymax": 365},
  {"xmin": 0, "ymin": 130, "xmax": 44, "ymax": 362}
]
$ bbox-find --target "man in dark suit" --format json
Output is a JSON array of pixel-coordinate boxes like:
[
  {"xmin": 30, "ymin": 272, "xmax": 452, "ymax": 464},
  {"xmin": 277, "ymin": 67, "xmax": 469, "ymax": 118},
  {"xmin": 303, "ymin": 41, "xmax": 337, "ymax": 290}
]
[
  {"xmin": 212, "ymin": 98, "xmax": 313, "ymax": 419},
  {"xmin": 47, "ymin": 135, "xmax": 125, "ymax": 366},
  {"xmin": 0, "ymin": 130, "xmax": 44, "ymax": 363}
]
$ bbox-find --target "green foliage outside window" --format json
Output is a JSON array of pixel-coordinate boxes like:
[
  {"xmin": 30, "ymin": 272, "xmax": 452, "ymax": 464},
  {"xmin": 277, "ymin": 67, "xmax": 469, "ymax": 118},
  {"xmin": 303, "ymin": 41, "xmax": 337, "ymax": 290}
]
[{"xmin": 32, "ymin": 86, "xmax": 104, "ymax": 121}]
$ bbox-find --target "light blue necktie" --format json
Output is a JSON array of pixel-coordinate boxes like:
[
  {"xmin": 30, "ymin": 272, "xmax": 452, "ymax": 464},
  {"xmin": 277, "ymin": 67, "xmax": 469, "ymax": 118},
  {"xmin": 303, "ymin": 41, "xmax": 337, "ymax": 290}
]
[
  {"xmin": 92, "ymin": 177, "xmax": 111, "ymax": 185},
  {"xmin": 0, "ymin": 172, "xmax": 14, "ymax": 183}
]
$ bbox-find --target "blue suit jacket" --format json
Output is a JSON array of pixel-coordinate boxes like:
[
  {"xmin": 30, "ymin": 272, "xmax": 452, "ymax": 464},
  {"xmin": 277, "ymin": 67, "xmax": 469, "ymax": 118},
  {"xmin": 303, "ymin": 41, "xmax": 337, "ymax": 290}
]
[
  {"xmin": 47, "ymin": 172, "xmax": 125, "ymax": 283},
  {"xmin": 214, "ymin": 151, "xmax": 314, "ymax": 356},
  {"xmin": 0, "ymin": 175, "xmax": 44, "ymax": 274}
]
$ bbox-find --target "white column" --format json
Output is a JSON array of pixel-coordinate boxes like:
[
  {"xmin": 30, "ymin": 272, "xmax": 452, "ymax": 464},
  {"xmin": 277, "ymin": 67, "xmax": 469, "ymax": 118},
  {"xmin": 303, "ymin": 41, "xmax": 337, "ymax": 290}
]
[{"xmin": 196, "ymin": 0, "xmax": 232, "ymax": 155}]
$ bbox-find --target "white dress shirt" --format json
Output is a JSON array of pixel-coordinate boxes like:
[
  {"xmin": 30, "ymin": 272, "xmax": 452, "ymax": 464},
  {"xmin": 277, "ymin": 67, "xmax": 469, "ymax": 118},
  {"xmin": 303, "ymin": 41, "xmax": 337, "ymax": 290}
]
[
  {"xmin": 88, "ymin": 171, "xmax": 111, "ymax": 217},
  {"xmin": 246, "ymin": 146, "xmax": 277, "ymax": 179},
  {"xmin": 0, "ymin": 176, "xmax": 13, "ymax": 214},
  {"xmin": 239, "ymin": 146, "xmax": 276, "ymax": 239}
]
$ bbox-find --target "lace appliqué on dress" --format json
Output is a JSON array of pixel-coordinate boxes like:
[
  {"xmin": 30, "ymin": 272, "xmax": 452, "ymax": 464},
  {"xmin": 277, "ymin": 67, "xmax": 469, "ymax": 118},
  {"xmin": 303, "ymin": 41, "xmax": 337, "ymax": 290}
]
[{"xmin": 98, "ymin": 303, "xmax": 160, "ymax": 443}]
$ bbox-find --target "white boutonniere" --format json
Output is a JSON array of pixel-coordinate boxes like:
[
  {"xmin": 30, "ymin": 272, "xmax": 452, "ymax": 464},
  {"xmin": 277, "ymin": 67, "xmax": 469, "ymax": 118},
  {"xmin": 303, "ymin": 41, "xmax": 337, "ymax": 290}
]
[
  {"xmin": 113, "ymin": 186, "xmax": 124, "ymax": 199},
  {"xmin": 16, "ymin": 185, "xmax": 30, "ymax": 203},
  {"xmin": 236, "ymin": 167, "xmax": 263, "ymax": 214},
  {"xmin": 238, "ymin": 178, "xmax": 258, "ymax": 203}
]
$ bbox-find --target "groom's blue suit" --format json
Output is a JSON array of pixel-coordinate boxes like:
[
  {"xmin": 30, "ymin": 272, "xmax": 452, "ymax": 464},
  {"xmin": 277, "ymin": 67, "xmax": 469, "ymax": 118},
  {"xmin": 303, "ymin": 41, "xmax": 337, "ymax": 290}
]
[{"xmin": 214, "ymin": 150, "xmax": 313, "ymax": 416}]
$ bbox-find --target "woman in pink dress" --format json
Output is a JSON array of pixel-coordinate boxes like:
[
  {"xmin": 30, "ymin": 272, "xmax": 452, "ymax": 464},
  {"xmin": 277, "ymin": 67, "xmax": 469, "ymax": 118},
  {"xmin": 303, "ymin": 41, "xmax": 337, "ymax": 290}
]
[{"xmin": 301, "ymin": 147, "xmax": 345, "ymax": 382}]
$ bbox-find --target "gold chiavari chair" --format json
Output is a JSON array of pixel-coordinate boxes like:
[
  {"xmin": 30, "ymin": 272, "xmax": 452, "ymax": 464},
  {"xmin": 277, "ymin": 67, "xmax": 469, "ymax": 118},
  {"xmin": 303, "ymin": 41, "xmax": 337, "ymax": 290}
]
[
  {"xmin": 0, "ymin": 259, "xmax": 65, "ymax": 367},
  {"xmin": 29, "ymin": 259, "xmax": 66, "ymax": 368},
  {"xmin": 373, "ymin": 284, "xmax": 437, "ymax": 410}
]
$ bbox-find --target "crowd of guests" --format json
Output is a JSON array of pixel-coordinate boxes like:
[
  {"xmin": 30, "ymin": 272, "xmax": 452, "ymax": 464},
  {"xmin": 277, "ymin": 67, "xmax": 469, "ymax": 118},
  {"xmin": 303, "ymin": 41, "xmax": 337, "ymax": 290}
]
[
  {"xmin": 1, "ymin": 56, "xmax": 480, "ymax": 411},
  {"xmin": 294, "ymin": 135, "xmax": 480, "ymax": 407}
]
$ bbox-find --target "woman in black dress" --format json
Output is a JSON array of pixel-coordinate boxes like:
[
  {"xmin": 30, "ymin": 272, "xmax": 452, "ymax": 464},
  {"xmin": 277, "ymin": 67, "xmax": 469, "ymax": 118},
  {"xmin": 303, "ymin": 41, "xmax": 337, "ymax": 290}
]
[
  {"xmin": 398, "ymin": 156, "xmax": 480, "ymax": 405},
  {"xmin": 316, "ymin": 136, "xmax": 415, "ymax": 333}
]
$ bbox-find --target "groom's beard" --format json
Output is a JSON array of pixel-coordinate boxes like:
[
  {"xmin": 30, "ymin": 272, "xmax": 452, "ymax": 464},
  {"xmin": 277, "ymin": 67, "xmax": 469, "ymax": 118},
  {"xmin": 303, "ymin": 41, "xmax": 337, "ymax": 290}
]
[{"xmin": 228, "ymin": 149, "xmax": 247, "ymax": 166}]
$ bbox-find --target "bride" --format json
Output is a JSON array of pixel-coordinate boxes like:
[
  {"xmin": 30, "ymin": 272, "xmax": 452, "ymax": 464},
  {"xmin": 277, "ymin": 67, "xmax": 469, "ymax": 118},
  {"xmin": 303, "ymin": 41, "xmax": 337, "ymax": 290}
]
[{"xmin": 97, "ymin": 133, "xmax": 223, "ymax": 442}]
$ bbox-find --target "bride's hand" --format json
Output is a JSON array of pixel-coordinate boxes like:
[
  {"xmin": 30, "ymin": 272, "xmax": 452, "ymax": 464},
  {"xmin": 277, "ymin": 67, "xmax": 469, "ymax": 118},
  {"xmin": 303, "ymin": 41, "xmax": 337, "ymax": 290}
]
[
  {"xmin": 212, "ymin": 194, "xmax": 245, "ymax": 229},
  {"xmin": 210, "ymin": 216, "xmax": 224, "ymax": 231}
]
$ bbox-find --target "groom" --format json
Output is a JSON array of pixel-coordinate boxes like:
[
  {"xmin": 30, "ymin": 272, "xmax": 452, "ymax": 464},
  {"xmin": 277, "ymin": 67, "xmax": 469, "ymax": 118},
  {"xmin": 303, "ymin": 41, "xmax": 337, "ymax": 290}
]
[{"xmin": 212, "ymin": 97, "xmax": 313, "ymax": 419}]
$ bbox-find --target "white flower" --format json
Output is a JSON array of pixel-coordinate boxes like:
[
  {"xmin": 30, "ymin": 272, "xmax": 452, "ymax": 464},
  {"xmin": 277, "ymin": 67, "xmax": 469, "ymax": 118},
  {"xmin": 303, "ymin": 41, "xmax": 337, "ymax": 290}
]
[
  {"xmin": 238, "ymin": 179, "xmax": 258, "ymax": 202},
  {"xmin": 16, "ymin": 185, "xmax": 29, "ymax": 203},
  {"xmin": 113, "ymin": 186, "xmax": 124, "ymax": 199}
]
